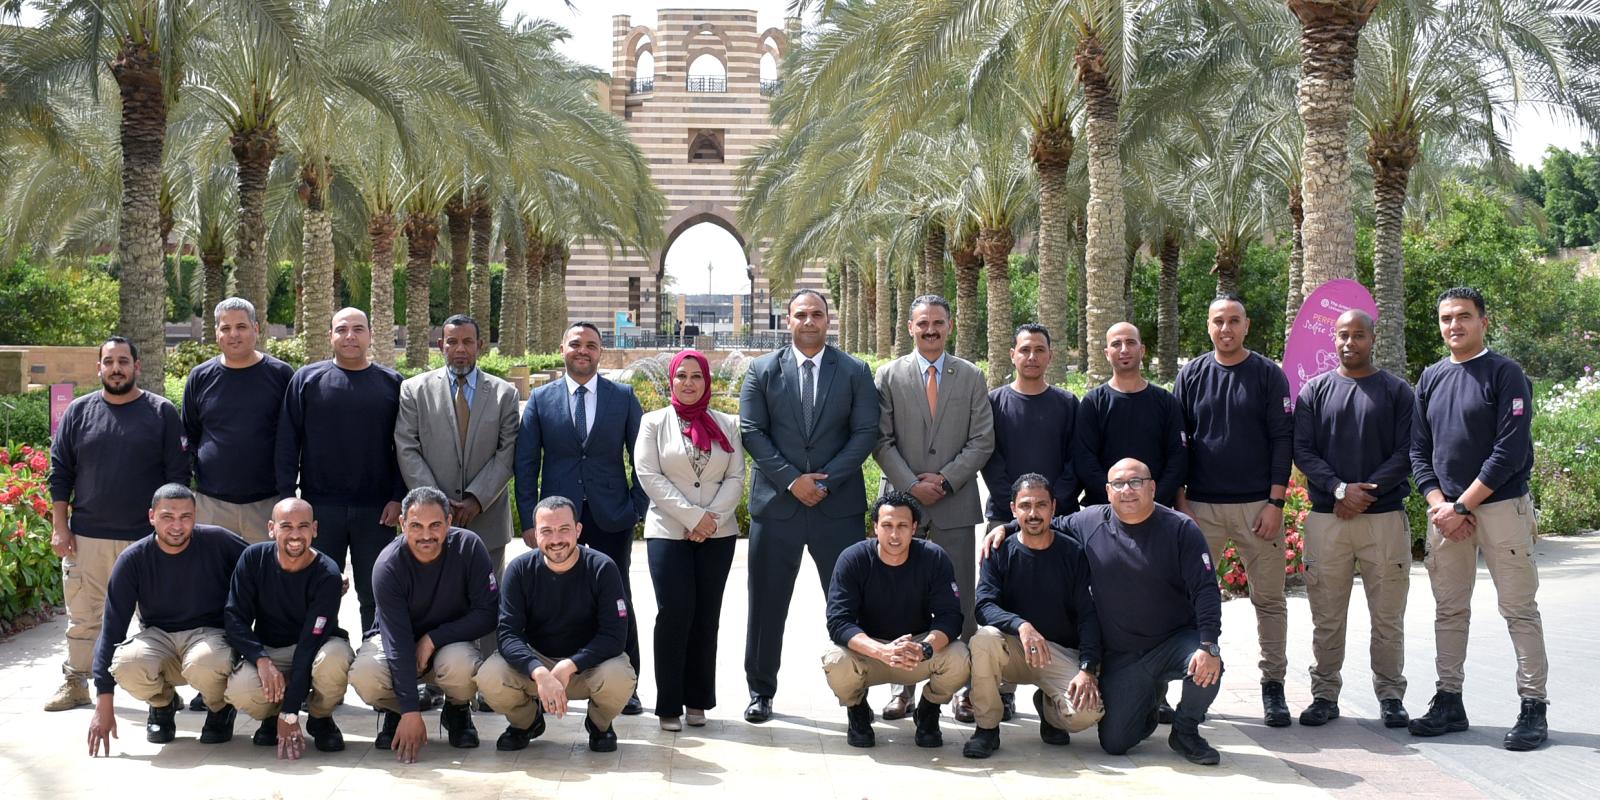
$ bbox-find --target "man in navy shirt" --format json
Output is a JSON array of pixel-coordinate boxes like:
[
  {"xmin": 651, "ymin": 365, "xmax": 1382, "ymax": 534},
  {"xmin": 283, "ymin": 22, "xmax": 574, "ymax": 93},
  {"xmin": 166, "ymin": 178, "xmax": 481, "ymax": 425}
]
[
  {"xmin": 477, "ymin": 496, "xmax": 637, "ymax": 753},
  {"xmin": 981, "ymin": 323, "xmax": 1081, "ymax": 525},
  {"xmin": 224, "ymin": 498, "xmax": 353, "ymax": 758},
  {"xmin": 1075, "ymin": 322, "xmax": 1186, "ymax": 508},
  {"xmin": 1409, "ymin": 287, "xmax": 1548, "ymax": 750},
  {"xmin": 85, "ymin": 484, "xmax": 247, "ymax": 755},
  {"xmin": 964, "ymin": 474, "xmax": 1102, "ymax": 759},
  {"xmin": 821, "ymin": 492, "xmax": 967, "ymax": 749},
  {"xmin": 1292, "ymin": 310, "xmax": 1414, "ymax": 730},
  {"xmin": 348, "ymin": 487, "xmax": 497, "ymax": 763},
  {"xmin": 1174, "ymin": 294, "xmax": 1294, "ymax": 727}
]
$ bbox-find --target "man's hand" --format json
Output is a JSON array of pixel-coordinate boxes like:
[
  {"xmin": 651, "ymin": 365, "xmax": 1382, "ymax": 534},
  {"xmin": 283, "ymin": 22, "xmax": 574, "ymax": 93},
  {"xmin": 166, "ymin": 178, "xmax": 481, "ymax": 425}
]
[
  {"xmin": 1343, "ymin": 483, "xmax": 1378, "ymax": 513},
  {"xmin": 1066, "ymin": 671, "xmax": 1101, "ymax": 712},
  {"xmin": 1017, "ymin": 623, "xmax": 1051, "ymax": 669},
  {"xmin": 979, "ymin": 525, "xmax": 1010, "ymax": 563},
  {"xmin": 909, "ymin": 480, "xmax": 944, "ymax": 507},
  {"xmin": 879, "ymin": 635, "xmax": 925, "ymax": 670},
  {"xmin": 392, "ymin": 711, "xmax": 427, "ymax": 764},
  {"xmin": 689, "ymin": 512, "xmax": 719, "ymax": 543},
  {"xmin": 532, "ymin": 665, "xmax": 572, "ymax": 718},
  {"xmin": 414, "ymin": 634, "xmax": 436, "ymax": 675},
  {"xmin": 1252, "ymin": 502, "xmax": 1284, "ymax": 540},
  {"xmin": 1333, "ymin": 500, "xmax": 1360, "ymax": 520},
  {"xmin": 276, "ymin": 718, "xmax": 305, "ymax": 760},
  {"xmin": 1187, "ymin": 649, "xmax": 1221, "ymax": 688},
  {"xmin": 790, "ymin": 473, "xmax": 829, "ymax": 507},
  {"xmin": 52, "ymin": 526, "xmax": 76, "ymax": 559},
  {"xmin": 379, "ymin": 501, "xmax": 403, "ymax": 527},
  {"xmin": 451, "ymin": 496, "xmax": 483, "ymax": 526},
  {"xmin": 257, "ymin": 658, "xmax": 285, "ymax": 703},
  {"xmin": 86, "ymin": 695, "xmax": 117, "ymax": 757},
  {"xmin": 1428, "ymin": 502, "xmax": 1475, "ymax": 541}
]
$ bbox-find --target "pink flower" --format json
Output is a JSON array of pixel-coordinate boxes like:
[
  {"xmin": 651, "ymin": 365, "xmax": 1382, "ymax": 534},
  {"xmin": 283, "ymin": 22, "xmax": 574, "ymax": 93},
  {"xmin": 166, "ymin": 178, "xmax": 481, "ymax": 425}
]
[
  {"xmin": 1285, "ymin": 565, "xmax": 1296, "ymax": 575},
  {"xmin": 1223, "ymin": 547, "xmax": 1237, "ymax": 559},
  {"xmin": 0, "ymin": 450, "xmax": 9, "ymax": 465},
  {"xmin": 27, "ymin": 453, "xmax": 47, "ymax": 473}
]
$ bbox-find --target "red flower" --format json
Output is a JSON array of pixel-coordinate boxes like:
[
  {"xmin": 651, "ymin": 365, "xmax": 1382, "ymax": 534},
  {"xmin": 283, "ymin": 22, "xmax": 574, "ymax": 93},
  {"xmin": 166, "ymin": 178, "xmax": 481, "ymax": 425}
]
[
  {"xmin": 1285, "ymin": 565, "xmax": 1296, "ymax": 575},
  {"xmin": 19, "ymin": 445, "xmax": 32, "ymax": 455},
  {"xmin": 27, "ymin": 453, "xmax": 47, "ymax": 473},
  {"xmin": 1223, "ymin": 547, "xmax": 1237, "ymax": 559},
  {"xmin": 31, "ymin": 496, "xmax": 50, "ymax": 517},
  {"xmin": 0, "ymin": 486, "xmax": 20, "ymax": 505},
  {"xmin": 0, "ymin": 449, "xmax": 9, "ymax": 465}
]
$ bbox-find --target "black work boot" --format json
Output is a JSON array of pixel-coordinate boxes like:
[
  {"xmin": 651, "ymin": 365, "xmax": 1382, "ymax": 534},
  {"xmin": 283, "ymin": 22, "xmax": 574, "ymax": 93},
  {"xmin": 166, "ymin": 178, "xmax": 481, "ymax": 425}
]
[
  {"xmin": 1503, "ymin": 698, "xmax": 1548, "ymax": 751},
  {"xmin": 146, "ymin": 697, "xmax": 180, "ymax": 744},
  {"xmin": 1298, "ymin": 698, "xmax": 1340, "ymax": 726},
  {"xmin": 252, "ymin": 716, "xmax": 278, "ymax": 746},
  {"xmin": 199, "ymin": 703, "xmax": 237, "ymax": 744},
  {"xmin": 307, "ymin": 715, "xmax": 345, "ymax": 752},
  {"xmin": 912, "ymin": 695, "xmax": 944, "ymax": 748},
  {"xmin": 1000, "ymin": 691, "xmax": 1016, "ymax": 722},
  {"xmin": 845, "ymin": 701, "xmax": 875, "ymax": 747},
  {"xmin": 1379, "ymin": 699, "xmax": 1410, "ymax": 729},
  {"xmin": 962, "ymin": 726, "xmax": 1000, "ymax": 759},
  {"xmin": 441, "ymin": 700, "xmax": 479, "ymax": 748},
  {"xmin": 496, "ymin": 706, "xmax": 544, "ymax": 751},
  {"xmin": 1169, "ymin": 726, "xmax": 1220, "ymax": 765},
  {"xmin": 1408, "ymin": 691, "xmax": 1468, "ymax": 737},
  {"xmin": 1262, "ymin": 681, "xmax": 1291, "ymax": 727},
  {"xmin": 374, "ymin": 710, "xmax": 402, "ymax": 749},
  {"xmin": 1034, "ymin": 689, "xmax": 1070, "ymax": 745},
  {"xmin": 584, "ymin": 713, "xmax": 618, "ymax": 752}
]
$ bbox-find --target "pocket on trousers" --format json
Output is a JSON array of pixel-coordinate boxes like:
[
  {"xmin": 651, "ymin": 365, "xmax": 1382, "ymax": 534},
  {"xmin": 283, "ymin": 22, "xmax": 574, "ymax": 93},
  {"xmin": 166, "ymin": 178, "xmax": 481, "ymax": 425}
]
[{"xmin": 1301, "ymin": 558, "xmax": 1320, "ymax": 589}]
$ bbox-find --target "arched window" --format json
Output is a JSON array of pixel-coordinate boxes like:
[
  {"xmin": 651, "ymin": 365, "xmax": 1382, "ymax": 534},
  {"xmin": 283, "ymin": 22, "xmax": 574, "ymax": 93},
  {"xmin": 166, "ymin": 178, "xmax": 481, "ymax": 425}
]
[
  {"xmin": 688, "ymin": 129, "xmax": 725, "ymax": 164},
  {"xmin": 760, "ymin": 52, "xmax": 779, "ymax": 96},
  {"xmin": 688, "ymin": 53, "xmax": 727, "ymax": 93}
]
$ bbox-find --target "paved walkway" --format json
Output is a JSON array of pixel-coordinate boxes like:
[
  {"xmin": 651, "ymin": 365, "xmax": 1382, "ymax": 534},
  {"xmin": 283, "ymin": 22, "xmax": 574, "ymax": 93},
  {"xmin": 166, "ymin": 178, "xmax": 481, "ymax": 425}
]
[{"xmin": 2, "ymin": 531, "xmax": 1596, "ymax": 799}]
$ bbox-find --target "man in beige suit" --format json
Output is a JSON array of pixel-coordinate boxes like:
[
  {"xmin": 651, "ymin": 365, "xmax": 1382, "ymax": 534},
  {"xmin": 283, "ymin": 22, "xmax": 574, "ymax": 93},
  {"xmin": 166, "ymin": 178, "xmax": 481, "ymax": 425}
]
[
  {"xmin": 873, "ymin": 294, "xmax": 995, "ymax": 720},
  {"xmin": 394, "ymin": 313, "xmax": 520, "ymax": 665}
]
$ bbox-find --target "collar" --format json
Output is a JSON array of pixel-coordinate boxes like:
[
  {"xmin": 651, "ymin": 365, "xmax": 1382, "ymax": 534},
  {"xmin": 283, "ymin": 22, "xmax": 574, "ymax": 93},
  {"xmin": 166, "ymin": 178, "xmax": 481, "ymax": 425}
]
[
  {"xmin": 790, "ymin": 345, "xmax": 825, "ymax": 369},
  {"xmin": 447, "ymin": 367, "xmax": 480, "ymax": 389},
  {"xmin": 914, "ymin": 350, "xmax": 948, "ymax": 375},
  {"xmin": 564, "ymin": 372, "xmax": 599, "ymax": 395},
  {"xmin": 1449, "ymin": 347, "xmax": 1490, "ymax": 364}
]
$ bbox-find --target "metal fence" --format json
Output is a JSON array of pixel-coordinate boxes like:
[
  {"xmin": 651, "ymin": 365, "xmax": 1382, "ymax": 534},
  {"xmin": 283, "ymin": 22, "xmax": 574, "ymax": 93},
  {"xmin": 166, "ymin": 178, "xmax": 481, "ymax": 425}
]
[
  {"xmin": 759, "ymin": 79, "xmax": 782, "ymax": 97},
  {"xmin": 686, "ymin": 75, "xmax": 727, "ymax": 93},
  {"xmin": 601, "ymin": 329, "xmax": 839, "ymax": 352},
  {"xmin": 628, "ymin": 77, "xmax": 654, "ymax": 94}
]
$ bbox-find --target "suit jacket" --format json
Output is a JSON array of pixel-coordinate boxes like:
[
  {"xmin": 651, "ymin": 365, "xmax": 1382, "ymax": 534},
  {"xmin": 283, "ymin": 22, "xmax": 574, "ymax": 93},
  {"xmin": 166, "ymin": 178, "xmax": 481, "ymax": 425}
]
[
  {"xmin": 634, "ymin": 407, "xmax": 745, "ymax": 540},
  {"xmin": 740, "ymin": 345, "xmax": 879, "ymax": 521},
  {"xmin": 873, "ymin": 352, "xmax": 996, "ymax": 528},
  {"xmin": 513, "ymin": 374, "xmax": 647, "ymax": 533},
  {"xmin": 394, "ymin": 368, "xmax": 520, "ymax": 551}
]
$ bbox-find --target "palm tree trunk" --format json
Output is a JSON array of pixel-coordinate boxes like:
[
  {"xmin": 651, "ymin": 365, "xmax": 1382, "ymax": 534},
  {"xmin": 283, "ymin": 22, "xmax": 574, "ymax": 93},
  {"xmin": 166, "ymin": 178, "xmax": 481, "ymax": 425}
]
[
  {"xmin": 922, "ymin": 219, "xmax": 945, "ymax": 299},
  {"xmin": 201, "ymin": 244, "xmax": 226, "ymax": 345},
  {"xmin": 1289, "ymin": 0, "xmax": 1375, "ymax": 295},
  {"xmin": 542, "ymin": 240, "xmax": 567, "ymax": 349},
  {"xmin": 1074, "ymin": 213, "xmax": 1088, "ymax": 374},
  {"xmin": 978, "ymin": 226, "xmax": 1015, "ymax": 388},
  {"xmin": 500, "ymin": 227, "xmax": 526, "ymax": 358},
  {"xmin": 368, "ymin": 211, "xmax": 398, "ymax": 367},
  {"xmin": 112, "ymin": 38, "xmax": 169, "ymax": 394},
  {"xmin": 445, "ymin": 191, "xmax": 470, "ymax": 315},
  {"xmin": 1124, "ymin": 238, "xmax": 1138, "ymax": 322},
  {"xmin": 525, "ymin": 226, "xmax": 544, "ymax": 352},
  {"xmin": 895, "ymin": 259, "xmax": 913, "ymax": 355},
  {"xmin": 1283, "ymin": 183, "xmax": 1307, "ymax": 340},
  {"xmin": 403, "ymin": 210, "xmax": 439, "ymax": 368},
  {"xmin": 1369, "ymin": 130, "xmax": 1417, "ymax": 376},
  {"xmin": 469, "ymin": 186, "xmax": 493, "ymax": 332},
  {"xmin": 841, "ymin": 260, "xmax": 856, "ymax": 352},
  {"xmin": 874, "ymin": 246, "xmax": 892, "ymax": 359},
  {"xmin": 1032, "ymin": 120, "xmax": 1074, "ymax": 383},
  {"xmin": 1214, "ymin": 242, "xmax": 1243, "ymax": 297},
  {"xmin": 300, "ymin": 162, "xmax": 335, "ymax": 362},
  {"xmin": 1078, "ymin": 36, "xmax": 1128, "ymax": 386},
  {"xmin": 952, "ymin": 235, "xmax": 983, "ymax": 362},
  {"xmin": 861, "ymin": 261, "xmax": 877, "ymax": 353},
  {"xmin": 231, "ymin": 123, "xmax": 277, "ymax": 324},
  {"xmin": 1158, "ymin": 230, "xmax": 1181, "ymax": 383}
]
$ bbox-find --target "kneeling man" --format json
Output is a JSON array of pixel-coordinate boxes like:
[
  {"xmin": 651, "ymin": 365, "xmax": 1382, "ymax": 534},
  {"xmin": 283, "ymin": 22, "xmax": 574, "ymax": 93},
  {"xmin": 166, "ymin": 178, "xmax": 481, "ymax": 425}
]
[
  {"xmin": 964, "ymin": 473, "xmax": 1103, "ymax": 759},
  {"xmin": 822, "ymin": 492, "xmax": 967, "ymax": 749},
  {"xmin": 349, "ymin": 486, "xmax": 497, "ymax": 763},
  {"xmin": 87, "ymin": 484, "xmax": 248, "ymax": 755},
  {"xmin": 478, "ymin": 496, "xmax": 637, "ymax": 753},
  {"xmin": 224, "ymin": 498, "xmax": 354, "ymax": 757}
]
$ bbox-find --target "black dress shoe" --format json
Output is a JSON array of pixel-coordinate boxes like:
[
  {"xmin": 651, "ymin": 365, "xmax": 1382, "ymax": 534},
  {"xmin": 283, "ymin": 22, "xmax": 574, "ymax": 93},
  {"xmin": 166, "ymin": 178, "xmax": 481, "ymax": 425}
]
[
  {"xmin": 146, "ymin": 697, "xmax": 180, "ymax": 744},
  {"xmin": 441, "ymin": 701, "xmax": 480, "ymax": 748},
  {"xmin": 962, "ymin": 726, "xmax": 1000, "ymax": 759},
  {"xmin": 199, "ymin": 703, "xmax": 237, "ymax": 744},
  {"xmin": 1503, "ymin": 698, "xmax": 1548, "ymax": 751},
  {"xmin": 374, "ymin": 710, "xmax": 402, "ymax": 750},
  {"xmin": 474, "ymin": 692, "xmax": 495, "ymax": 714},
  {"xmin": 912, "ymin": 695, "xmax": 943, "ymax": 748},
  {"xmin": 1001, "ymin": 691, "xmax": 1016, "ymax": 722},
  {"xmin": 744, "ymin": 694, "xmax": 773, "ymax": 724},
  {"xmin": 307, "ymin": 715, "xmax": 345, "ymax": 752},
  {"xmin": 882, "ymin": 685, "xmax": 913, "ymax": 720},
  {"xmin": 417, "ymin": 685, "xmax": 445, "ymax": 712},
  {"xmin": 1169, "ymin": 727, "xmax": 1220, "ymax": 765},
  {"xmin": 1034, "ymin": 689, "xmax": 1070, "ymax": 746},
  {"xmin": 585, "ymin": 714, "xmax": 618, "ymax": 752},
  {"xmin": 188, "ymin": 693, "xmax": 207, "ymax": 712},
  {"xmin": 252, "ymin": 717, "xmax": 278, "ymax": 746},
  {"xmin": 1408, "ymin": 691, "xmax": 1468, "ymax": 737},
  {"xmin": 1157, "ymin": 696, "xmax": 1175, "ymax": 725},
  {"xmin": 846, "ymin": 701, "xmax": 875, "ymax": 748},
  {"xmin": 1262, "ymin": 681, "xmax": 1292, "ymax": 728},
  {"xmin": 621, "ymin": 693, "xmax": 644, "ymax": 716},
  {"xmin": 1380, "ymin": 699, "xmax": 1410, "ymax": 729},
  {"xmin": 497, "ymin": 706, "xmax": 545, "ymax": 751},
  {"xmin": 1298, "ymin": 698, "xmax": 1340, "ymax": 727}
]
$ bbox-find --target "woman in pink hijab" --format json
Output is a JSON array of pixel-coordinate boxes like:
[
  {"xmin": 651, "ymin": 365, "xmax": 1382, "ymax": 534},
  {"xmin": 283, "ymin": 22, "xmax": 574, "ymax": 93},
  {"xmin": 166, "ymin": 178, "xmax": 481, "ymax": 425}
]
[{"xmin": 633, "ymin": 349, "xmax": 745, "ymax": 731}]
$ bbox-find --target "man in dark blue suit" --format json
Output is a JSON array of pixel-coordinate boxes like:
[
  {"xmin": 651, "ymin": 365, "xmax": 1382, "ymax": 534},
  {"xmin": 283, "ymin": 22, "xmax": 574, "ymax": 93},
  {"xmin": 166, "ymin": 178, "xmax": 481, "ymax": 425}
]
[
  {"xmin": 739, "ymin": 289, "xmax": 880, "ymax": 723},
  {"xmin": 514, "ymin": 321, "xmax": 649, "ymax": 715}
]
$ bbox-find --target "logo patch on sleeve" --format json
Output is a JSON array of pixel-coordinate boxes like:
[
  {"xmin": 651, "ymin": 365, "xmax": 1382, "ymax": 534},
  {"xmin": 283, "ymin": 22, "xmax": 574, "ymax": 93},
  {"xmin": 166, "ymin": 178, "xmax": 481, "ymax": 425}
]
[
  {"xmin": 617, "ymin": 599, "xmax": 629, "ymax": 618},
  {"xmin": 1202, "ymin": 553, "xmax": 1212, "ymax": 570},
  {"xmin": 951, "ymin": 581, "xmax": 960, "ymax": 598},
  {"xmin": 1512, "ymin": 397, "xmax": 1525, "ymax": 416},
  {"xmin": 312, "ymin": 616, "xmax": 327, "ymax": 635},
  {"xmin": 488, "ymin": 572, "xmax": 498, "ymax": 592},
  {"xmin": 1283, "ymin": 396, "xmax": 1293, "ymax": 413}
]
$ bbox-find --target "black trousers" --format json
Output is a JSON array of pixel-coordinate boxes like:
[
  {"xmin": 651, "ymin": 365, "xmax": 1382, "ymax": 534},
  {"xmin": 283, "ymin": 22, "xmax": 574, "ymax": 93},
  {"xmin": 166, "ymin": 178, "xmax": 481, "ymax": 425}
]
[
  {"xmin": 312, "ymin": 502, "xmax": 395, "ymax": 635},
  {"xmin": 744, "ymin": 508, "xmax": 861, "ymax": 699},
  {"xmin": 580, "ymin": 506, "xmax": 642, "ymax": 679},
  {"xmin": 647, "ymin": 535, "xmax": 736, "ymax": 717},
  {"xmin": 1098, "ymin": 628, "xmax": 1224, "ymax": 755}
]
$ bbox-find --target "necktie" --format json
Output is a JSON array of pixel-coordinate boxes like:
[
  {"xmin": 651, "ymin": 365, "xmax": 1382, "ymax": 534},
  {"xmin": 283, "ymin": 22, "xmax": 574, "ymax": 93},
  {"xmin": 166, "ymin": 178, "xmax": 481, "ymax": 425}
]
[
  {"xmin": 800, "ymin": 360, "xmax": 816, "ymax": 436},
  {"xmin": 454, "ymin": 374, "xmax": 470, "ymax": 450},
  {"xmin": 574, "ymin": 384, "xmax": 589, "ymax": 446},
  {"xmin": 925, "ymin": 364, "xmax": 939, "ymax": 418}
]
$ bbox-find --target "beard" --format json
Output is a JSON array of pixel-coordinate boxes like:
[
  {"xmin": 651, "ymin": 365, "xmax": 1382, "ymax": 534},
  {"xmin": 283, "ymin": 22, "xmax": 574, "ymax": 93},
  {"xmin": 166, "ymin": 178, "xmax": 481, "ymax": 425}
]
[{"xmin": 101, "ymin": 376, "xmax": 135, "ymax": 395}]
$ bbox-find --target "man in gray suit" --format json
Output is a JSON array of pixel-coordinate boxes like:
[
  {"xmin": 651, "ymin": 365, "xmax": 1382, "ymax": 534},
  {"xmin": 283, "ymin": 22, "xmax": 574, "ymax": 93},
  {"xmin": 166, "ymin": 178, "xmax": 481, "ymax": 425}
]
[
  {"xmin": 394, "ymin": 314, "xmax": 520, "ymax": 663},
  {"xmin": 740, "ymin": 289, "xmax": 880, "ymax": 723},
  {"xmin": 873, "ymin": 294, "xmax": 996, "ymax": 720}
]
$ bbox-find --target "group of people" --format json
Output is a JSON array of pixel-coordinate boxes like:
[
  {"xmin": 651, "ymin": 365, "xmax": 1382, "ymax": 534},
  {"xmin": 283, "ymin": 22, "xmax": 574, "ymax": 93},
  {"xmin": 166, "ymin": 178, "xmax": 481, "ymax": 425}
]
[{"xmin": 45, "ymin": 279, "xmax": 1549, "ymax": 768}]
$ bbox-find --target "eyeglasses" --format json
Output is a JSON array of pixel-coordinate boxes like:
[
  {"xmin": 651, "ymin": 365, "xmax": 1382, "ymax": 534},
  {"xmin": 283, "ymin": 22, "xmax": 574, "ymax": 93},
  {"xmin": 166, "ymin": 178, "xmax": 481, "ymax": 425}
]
[{"xmin": 1107, "ymin": 477, "xmax": 1152, "ymax": 492}]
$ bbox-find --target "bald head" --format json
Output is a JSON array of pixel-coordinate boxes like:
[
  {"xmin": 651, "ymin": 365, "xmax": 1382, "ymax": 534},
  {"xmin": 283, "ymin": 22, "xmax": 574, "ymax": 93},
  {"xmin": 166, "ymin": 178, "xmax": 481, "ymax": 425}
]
[
  {"xmin": 1107, "ymin": 457, "xmax": 1157, "ymax": 524},
  {"xmin": 1104, "ymin": 322, "xmax": 1146, "ymax": 376},
  {"xmin": 269, "ymin": 497, "xmax": 318, "ymax": 558},
  {"xmin": 1336, "ymin": 308, "xmax": 1374, "ymax": 333},
  {"xmin": 1333, "ymin": 307, "xmax": 1377, "ymax": 374},
  {"xmin": 330, "ymin": 306, "xmax": 373, "ymax": 366},
  {"xmin": 272, "ymin": 497, "xmax": 314, "ymax": 521}
]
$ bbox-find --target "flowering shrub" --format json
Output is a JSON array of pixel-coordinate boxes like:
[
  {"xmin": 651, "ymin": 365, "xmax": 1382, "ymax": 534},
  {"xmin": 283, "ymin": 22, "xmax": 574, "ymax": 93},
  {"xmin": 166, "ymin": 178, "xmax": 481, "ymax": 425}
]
[
  {"xmin": 1531, "ymin": 375, "xmax": 1600, "ymax": 535},
  {"xmin": 1216, "ymin": 479, "xmax": 1310, "ymax": 597},
  {"xmin": 0, "ymin": 442, "xmax": 61, "ymax": 624}
]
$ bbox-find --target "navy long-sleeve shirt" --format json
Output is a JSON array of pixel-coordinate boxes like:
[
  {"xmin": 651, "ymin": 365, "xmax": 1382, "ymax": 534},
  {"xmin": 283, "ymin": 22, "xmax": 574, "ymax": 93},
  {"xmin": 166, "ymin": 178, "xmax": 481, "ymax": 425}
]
[
  {"xmin": 826, "ymin": 539, "xmax": 963, "ymax": 646},
  {"xmin": 981, "ymin": 385, "xmax": 1080, "ymax": 522},
  {"xmin": 975, "ymin": 531, "xmax": 1101, "ymax": 665},
  {"xmin": 224, "ymin": 542, "xmax": 347, "ymax": 715},
  {"xmin": 275, "ymin": 360, "xmax": 405, "ymax": 506},
  {"xmin": 184, "ymin": 355, "xmax": 294, "ymax": 503},
  {"xmin": 49, "ymin": 392, "xmax": 188, "ymax": 540},
  {"xmin": 497, "ymin": 547, "xmax": 627, "ymax": 676},
  {"xmin": 93, "ymin": 526, "xmax": 248, "ymax": 694},
  {"xmin": 1062, "ymin": 505, "xmax": 1221, "ymax": 654},
  {"xmin": 1074, "ymin": 382, "xmax": 1187, "ymax": 507},
  {"xmin": 1411, "ymin": 350, "xmax": 1535, "ymax": 504},
  {"xmin": 1174, "ymin": 351, "xmax": 1294, "ymax": 503},
  {"xmin": 1293, "ymin": 370, "xmax": 1415, "ymax": 513},
  {"xmin": 370, "ymin": 527, "xmax": 497, "ymax": 713}
]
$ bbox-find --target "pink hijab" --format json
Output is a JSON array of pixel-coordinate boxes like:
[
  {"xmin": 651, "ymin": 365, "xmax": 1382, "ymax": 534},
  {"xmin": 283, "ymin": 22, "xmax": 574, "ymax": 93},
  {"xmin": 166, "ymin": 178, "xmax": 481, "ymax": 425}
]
[{"xmin": 669, "ymin": 350, "xmax": 733, "ymax": 453}]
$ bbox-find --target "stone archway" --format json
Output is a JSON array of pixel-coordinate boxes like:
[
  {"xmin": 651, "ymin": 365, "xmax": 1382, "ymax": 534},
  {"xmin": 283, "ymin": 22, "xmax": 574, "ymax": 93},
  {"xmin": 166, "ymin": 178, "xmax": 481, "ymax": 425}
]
[{"xmin": 653, "ymin": 203, "xmax": 759, "ymax": 339}]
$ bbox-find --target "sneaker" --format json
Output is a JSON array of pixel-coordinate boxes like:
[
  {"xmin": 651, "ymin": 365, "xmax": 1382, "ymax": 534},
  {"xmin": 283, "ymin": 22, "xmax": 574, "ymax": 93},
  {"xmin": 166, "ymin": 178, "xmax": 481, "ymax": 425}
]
[
  {"xmin": 584, "ymin": 713, "xmax": 618, "ymax": 753},
  {"xmin": 1298, "ymin": 698, "xmax": 1340, "ymax": 727},
  {"xmin": 1169, "ymin": 727, "xmax": 1221, "ymax": 765},
  {"xmin": 374, "ymin": 710, "xmax": 402, "ymax": 750},
  {"xmin": 1408, "ymin": 691, "xmax": 1468, "ymax": 737},
  {"xmin": 307, "ymin": 715, "xmax": 345, "ymax": 752},
  {"xmin": 962, "ymin": 726, "xmax": 1000, "ymax": 759},
  {"xmin": 44, "ymin": 678, "xmax": 91, "ymax": 712},
  {"xmin": 496, "ymin": 706, "xmax": 544, "ymax": 751},
  {"xmin": 951, "ymin": 688, "xmax": 975, "ymax": 724},
  {"xmin": 846, "ymin": 701, "xmax": 875, "ymax": 748},
  {"xmin": 1379, "ymin": 699, "xmax": 1410, "ymax": 729},
  {"xmin": 881, "ymin": 685, "xmax": 912, "ymax": 721},
  {"xmin": 199, "ymin": 703, "xmax": 237, "ymax": 744},
  {"xmin": 1503, "ymin": 698, "xmax": 1548, "ymax": 751},
  {"xmin": 146, "ymin": 697, "xmax": 180, "ymax": 744},
  {"xmin": 1262, "ymin": 681, "xmax": 1291, "ymax": 727},
  {"xmin": 252, "ymin": 717, "xmax": 278, "ymax": 747},
  {"xmin": 913, "ymin": 695, "xmax": 943, "ymax": 748},
  {"xmin": 1033, "ymin": 689, "xmax": 1070, "ymax": 746},
  {"xmin": 440, "ymin": 701, "xmax": 479, "ymax": 748}
]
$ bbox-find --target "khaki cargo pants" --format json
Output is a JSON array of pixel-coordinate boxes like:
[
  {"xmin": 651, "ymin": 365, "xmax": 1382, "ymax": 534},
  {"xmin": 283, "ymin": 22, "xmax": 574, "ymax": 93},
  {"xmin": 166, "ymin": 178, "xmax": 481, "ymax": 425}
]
[
  {"xmin": 821, "ymin": 639, "xmax": 971, "ymax": 706},
  {"xmin": 348, "ymin": 637, "xmax": 480, "ymax": 712},
  {"xmin": 195, "ymin": 492, "xmax": 277, "ymax": 545},
  {"xmin": 109, "ymin": 627, "xmax": 234, "ymax": 710},
  {"xmin": 61, "ymin": 536, "xmax": 134, "ymax": 681},
  {"xmin": 1303, "ymin": 510, "xmax": 1410, "ymax": 701},
  {"xmin": 477, "ymin": 652, "xmax": 637, "ymax": 731},
  {"xmin": 1190, "ymin": 499, "xmax": 1288, "ymax": 682},
  {"xmin": 225, "ymin": 639, "xmax": 356, "ymax": 720},
  {"xmin": 969, "ymin": 626, "xmax": 1103, "ymax": 731}
]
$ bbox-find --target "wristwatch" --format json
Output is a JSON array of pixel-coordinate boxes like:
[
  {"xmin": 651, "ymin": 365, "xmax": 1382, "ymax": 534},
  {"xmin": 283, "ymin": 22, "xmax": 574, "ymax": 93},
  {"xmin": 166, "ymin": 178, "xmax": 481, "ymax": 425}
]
[
  {"xmin": 1334, "ymin": 482, "xmax": 1347, "ymax": 501},
  {"xmin": 815, "ymin": 479, "xmax": 828, "ymax": 494},
  {"xmin": 1452, "ymin": 501, "xmax": 1472, "ymax": 516},
  {"xmin": 919, "ymin": 641, "xmax": 935, "ymax": 662},
  {"xmin": 1079, "ymin": 659, "xmax": 1101, "ymax": 679},
  {"xmin": 1267, "ymin": 497, "xmax": 1285, "ymax": 508},
  {"xmin": 941, "ymin": 478, "xmax": 954, "ymax": 495},
  {"xmin": 279, "ymin": 711, "xmax": 300, "ymax": 725},
  {"xmin": 1200, "ymin": 641, "xmax": 1220, "ymax": 658}
]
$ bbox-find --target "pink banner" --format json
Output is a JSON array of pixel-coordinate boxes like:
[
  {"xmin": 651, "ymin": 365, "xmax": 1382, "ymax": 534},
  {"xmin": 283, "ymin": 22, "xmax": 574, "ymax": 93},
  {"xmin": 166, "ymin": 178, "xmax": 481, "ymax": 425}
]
[
  {"xmin": 1282, "ymin": 279, "xmax": 1379, "ymax": 407},
  {"xmin": 50, "ymin": 383, "xmax": 74, "ymax": 438}
]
